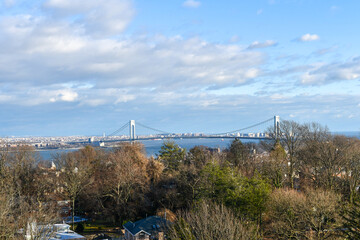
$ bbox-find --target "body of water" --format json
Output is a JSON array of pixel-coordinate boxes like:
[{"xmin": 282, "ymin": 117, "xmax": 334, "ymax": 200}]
[
  {"xmin": 37, "ymin": 132, "xmax": 360, "ymax": 161},
  {"xmin": 37, "ymin": 138, "xmax": 261, "ymax": 161}
]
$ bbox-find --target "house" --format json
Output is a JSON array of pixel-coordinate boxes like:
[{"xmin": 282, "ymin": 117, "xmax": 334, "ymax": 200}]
[
  {"xmin": 123, "ymin": 216, "xmax": 170, "ymax": 240},
  {"xmin": 50, "ymin": 223, "xmax": 86, "ymax": 240},
  {"xmin": 23, "ymin": 223, "xmax": 86, "ymax": 240}
]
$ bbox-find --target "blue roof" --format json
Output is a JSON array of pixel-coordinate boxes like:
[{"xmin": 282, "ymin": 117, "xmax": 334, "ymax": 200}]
[{"xmin": 123, "ymin": 216, "xmax": 170, "ymax": 236}]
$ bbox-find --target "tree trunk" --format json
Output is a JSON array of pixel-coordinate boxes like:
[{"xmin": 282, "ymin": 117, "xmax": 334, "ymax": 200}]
[{"xmin": 72, "ymin": 198, "xmax": 75, "ymax": 230}]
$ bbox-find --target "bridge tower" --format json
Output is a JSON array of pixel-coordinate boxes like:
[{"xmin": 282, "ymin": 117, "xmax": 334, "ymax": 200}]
[
  {"xmin": 274, "ymin": 115, "xmax": 280, "ymax": 139},
  {"xmin": 129, "ymin": 120, "xmax": 136, "ymax": 140}
]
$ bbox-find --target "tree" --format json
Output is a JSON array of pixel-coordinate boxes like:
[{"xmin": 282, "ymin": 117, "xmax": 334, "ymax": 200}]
[
  {"xmin": 300, "ymin": 134, "xmax": 350, "ymax": 191},
  {"xmin": 268, "ymin": 120, "xmax": 305, "ymax": 188},
  {"xmin": 200, "ymin": 163, "xmax": 238, "ymax": 203},
  {"xmin": 226, "ymin": 173, "xmax": 271, "ymax": 226},
  {"xmin": 55, "ymin": 146, "xmax": 96, "ymax": 229},
  {"xmin": 7, "ymin": 145, "xmax": 39, "ymax": 198},
  {"xmin": 157, "ymin": 140, "xmax": 186, "ymax": 171},
  {"xmin": 266, "ymin": 188, "xmax": 309, "ymax": 239},
  {"xmin": 304, "ymin": 188, "xmax": 341, "ymax": 240},
  {"xmin": 101, "ymin": 142, "xmax": 149, "ymax": 223},
  {"xmin": 147, "ymin": 157, "xmax": 164, "ymax": 185},
  {"xmin": 0, "ymin": 145, "xmax": 59, "ymax": 239},
  {"xmin": 259, "ymin": 140, "xmax": 287, "ymax": 188},
  {"xmin": 200, "ymin": 163, "xmax": 271, "ymax": 225},
  {"xmin": 187, "ymin": 145, "xmax": 213, "ymax": 168},
  {"xmin": 341, "ymin": 138, "xmax": 360, "ymax": 203},
  {"xmin": 265, "ymin": 188, "xmax": 341, "ymax": 240},
  {"xmin": 343, "ymin": 198, "xmax": 360, "ymax": 240},
  {"xmin": 0, "ymin": 176, "xmax": 16, "ymax": 239},
  {"xmin": 175, "ymin": 164, "xmax": 205, "ymax": 208},
  {"xmin": 227, "ymin": 138, "xmax": 253, "ymax": 175},
  {"xmin": 168, "ymin": 201, "xmax": 258, "ymax": 240}
]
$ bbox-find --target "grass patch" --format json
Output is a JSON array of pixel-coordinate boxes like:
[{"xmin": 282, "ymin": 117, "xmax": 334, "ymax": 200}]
[{"xmin": 78, "ymin": 221, "xmax": 121, "ymax": 233}]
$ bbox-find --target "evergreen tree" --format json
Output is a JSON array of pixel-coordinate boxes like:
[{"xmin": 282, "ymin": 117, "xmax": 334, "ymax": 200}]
[{"xmin": 157, "ymin": 140, "xmax": 186, "ymax": 171}]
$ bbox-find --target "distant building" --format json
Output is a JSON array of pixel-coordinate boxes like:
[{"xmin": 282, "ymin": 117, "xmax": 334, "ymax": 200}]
[{"xmin": 123, "ymin": 216, "xmax": 170, "ymax": 240}]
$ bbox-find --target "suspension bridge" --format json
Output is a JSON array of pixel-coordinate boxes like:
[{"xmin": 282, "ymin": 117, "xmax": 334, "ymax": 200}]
[{"xmin": 74, "ymin": 116, "xmax": 281, "ymax": 145}]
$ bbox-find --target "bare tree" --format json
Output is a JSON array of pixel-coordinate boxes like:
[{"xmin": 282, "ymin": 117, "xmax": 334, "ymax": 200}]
[
  {"xmin": 0, "ymin": 145, "xmax": 59, "ymax": 239},
  {"xmin": 341, "ymin": 138, "xmax": 360, "ymax": 203},
  {"xmin": 0, "ymin": 182, "xmax": 17, "ymax": 239},
  {"xmin": 268, "ymin": 120, "xmax": 305, "ymax": 188},
  {"xmin": 101, "ymin": 142, "xmax": 149, "ymax": 223},
  {"xmin": 169, "ymin": 201, "xmax": 258, "ymax": 240},
  {"xmin": 266, "ymin": 188, "xmax": 308, "ymax": 239},
  {"xmin": 55, "ymin": 146, "xmax": 96, "ymax": 229},
  {"xmin": 304, "ymin": 188, "xmax": 341, "ymax": 240},
  {"xmin": 266, "ymin": 188, "xmax": 342, "ymax": 240},
  {"xmin": 300, "ymin": 134, "xmax": 350, "ymax": 191},
  {"xmin": 147, "ymin": 157, "xmax": 164, "ymax": 185}
]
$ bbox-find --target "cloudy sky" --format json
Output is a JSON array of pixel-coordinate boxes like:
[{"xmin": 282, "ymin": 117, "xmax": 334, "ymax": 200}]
[{"xmin": 1, "ymin": 0, "xmax": 360, "ymax": 136}]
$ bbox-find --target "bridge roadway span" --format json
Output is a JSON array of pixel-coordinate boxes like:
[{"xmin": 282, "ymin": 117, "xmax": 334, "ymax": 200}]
[{"xmin": 68, "ymin": 135, "xmax": 272, "ymax": 145}]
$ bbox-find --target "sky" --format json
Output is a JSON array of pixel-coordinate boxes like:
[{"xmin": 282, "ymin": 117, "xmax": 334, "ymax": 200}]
[{"xmin": 1, "ymin": 0, "xmax": 360, "ymax": 136}]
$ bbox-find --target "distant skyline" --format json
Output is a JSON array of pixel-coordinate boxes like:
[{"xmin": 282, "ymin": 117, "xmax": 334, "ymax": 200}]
[{"xmin": 1, "ymin": 0, "xmax": 360, "ymax": 136}]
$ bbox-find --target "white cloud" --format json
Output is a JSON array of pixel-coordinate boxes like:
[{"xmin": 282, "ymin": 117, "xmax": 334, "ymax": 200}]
[
  {"xmin": 58, "ymin": 89, "xmax": 78, "ymax": 102},
  {"xmin": 244, "ymin": 68, "xmax": 259, "ymax": 79},
  {"xmin": 229, "ymin": 35, "xmax": 239, "ymax": 43},
  {"xmin": 43, "ymin": 0, "xmax": 134, "ymax": 36},
  {"xmin": 299, "ymin": 33, "xmax": 320, "ymax": 42},
  {"xmin": 3, "ymin": 0, "xmax": 15, "ymax": 7},
  {"xmin": 0, "ymin": 94, "xmax": 14, "ymax": 102},
  {"xmin": 270, "ymin": 94, "xmax": 285, "ymax": 100},
  {"xmin": 0, "ymin": 1, "xmax": 268, "ymax": 109},
  {"xmin": 300, "ymin": 58, "xmax": 360, "ymax": 85},
  {"xmin": 248, "ymin": 40, "xmax": 277, "ymax": 49},
  {"xmin": 183, "ymin": 0, "xmax": 201, "ymax": 8},
  {"xmin": 27, "ymin": 34, "xmax": 87, "ymax": 54},
  {"xmin": 48, "ymin": 89, "xmax": 78, "ymax": 103},
  {"xmin": 2, "ymin": 87, "xmax": 80, "ymax": 106},
  {"xmin": 300, "ymin": 72, "xmax": 326, "ymax": 85},
  {"xmin": 115, "ymin": 94, "xmax": 136, "ymax": 104},
  {"xmin": 0, "ymin": 12, "xmax": 265, "ymax": 99},
  {"xmin": 200, "ymin": 99, "xmax": 219, "ymax": 107}
]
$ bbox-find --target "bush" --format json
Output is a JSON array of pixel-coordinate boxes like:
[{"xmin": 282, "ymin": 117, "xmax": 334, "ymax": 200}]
[
  {"xmin": 168, "ymin": 201, "xmax": 259, "ymax": 240},
  {"xmin": 265, "ymin": 188, "xmax": 341, "ymax": 239}
]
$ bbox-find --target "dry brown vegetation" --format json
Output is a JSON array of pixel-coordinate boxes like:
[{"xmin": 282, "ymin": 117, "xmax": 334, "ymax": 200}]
[{"xmin": 2, "ymin": 121, "xmax": 360, "ymax": 239}]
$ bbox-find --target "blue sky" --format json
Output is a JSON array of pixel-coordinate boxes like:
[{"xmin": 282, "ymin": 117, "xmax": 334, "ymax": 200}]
[{"xmin": 1, "ymin": 0, "xmax": 360, "ymax": 136}]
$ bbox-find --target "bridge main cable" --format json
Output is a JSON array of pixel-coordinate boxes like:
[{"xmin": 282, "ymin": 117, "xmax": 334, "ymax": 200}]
[
  {"xmin": 107, "ymin": 122, "xmax": 130, "ymax": 137},
  {"xmin": 136, "ymin": 122, "xmax": 171, "ymax": 135},
  {"xmin": 210, "ymin": 117, "xmax": 274, "ymax": 136}
]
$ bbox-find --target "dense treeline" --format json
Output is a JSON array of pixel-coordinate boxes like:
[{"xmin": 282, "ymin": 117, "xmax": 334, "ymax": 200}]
[{"xmin": 1, "ymin": 120, "xmax": 360, "ymax": 239}]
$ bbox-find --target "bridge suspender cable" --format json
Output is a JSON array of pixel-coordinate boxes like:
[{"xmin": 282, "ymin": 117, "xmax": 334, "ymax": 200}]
[
  {"xmin": 105, "ymin": 117, "xmax": 274, "ymax": 139},
  {"xmin": 136, "ymin": 122, "xmax": 171, "ymax": 135},
  {"xmin": 107, "ymin": 122, "xmax": 129, "ymax": 137},
  {"xmin": 210, "ymin": 117, "xmax": 274, "ymax": 136}
]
